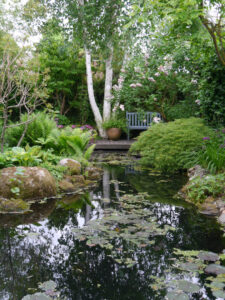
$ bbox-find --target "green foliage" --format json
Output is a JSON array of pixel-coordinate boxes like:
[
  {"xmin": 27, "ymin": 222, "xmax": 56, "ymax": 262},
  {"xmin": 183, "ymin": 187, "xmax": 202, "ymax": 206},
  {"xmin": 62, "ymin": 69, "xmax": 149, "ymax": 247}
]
[
  {"xmin": 0, "ymin": 146, "xmax": 42, "ymax": 168},
  {"xmin": 6, "ymin": 111, "xmax": 57, "ymax": 147},
  {"xmin": 102, "ymin": 117, "xmax": 127, "ymax": 132},
  {"xmin": 39, "ymin": 162, "xmax": 67, "ymax": 181},
  {"xmin": 182, "ymin": 129, "xmax": 225, "ymax": 173},
  {"xmin": 37, "ymin": 127, "xmax": 95, "ymax": 164},
  {"xmin": 186, "ymin": 174, "xmax": 225, "ymax": 204},
  {"xmin": 130, "ymin": 118, "xmax": 214, "ymax": 173},
  {"xmin": 55, "ymin": 114, "xmax": 71, "ymax": 126}
]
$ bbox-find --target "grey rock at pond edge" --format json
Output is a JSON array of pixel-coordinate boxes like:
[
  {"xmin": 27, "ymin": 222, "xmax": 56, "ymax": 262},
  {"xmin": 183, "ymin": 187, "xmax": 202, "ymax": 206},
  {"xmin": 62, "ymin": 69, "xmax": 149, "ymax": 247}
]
[
  {"xmin": 188, "ymin": 165, "xmax": 208, "ymax": 180},
  {"xmin": 0, "ymin": 167, "xmax": 56, "ymax": 201},
  {"xmin": 198, "ymin": 251, "xmax": 220, "ymax": 262},
  {"xmin": 59, "ymin": 158, "xmax": 81, "ymax": 175},
  {"xmin": 205, "ymin": 264, "xmax": 225, "ymax": 275}
]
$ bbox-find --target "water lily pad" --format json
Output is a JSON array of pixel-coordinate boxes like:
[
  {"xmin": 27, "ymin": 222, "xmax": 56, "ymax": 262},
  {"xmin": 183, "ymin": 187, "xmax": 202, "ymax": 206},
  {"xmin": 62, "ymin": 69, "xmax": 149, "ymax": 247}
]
[
  {"xmin": 212, "ymin": 290, "xmax": 225, "ymax": 299},
  {"xmin": 198, "ymin": 251, "xmax": 220, "ymax": 262},
  {"xmin": 22, "ymin": 293, "xmax": 52, "ymax": 300},
  {"xmin": 39, "ymin": 281, "xmax": 57, "ymax": 292},
  {"xmin": 205, "ymin": 264, "xmax": 225, "ymax": 275},
  {"xmin": 166, "ymin": 291, "xmax": 189, "ymax": 300},
  {"xmin": 175, "ymin": 280, "xmax": 201, "ymax": 293}
]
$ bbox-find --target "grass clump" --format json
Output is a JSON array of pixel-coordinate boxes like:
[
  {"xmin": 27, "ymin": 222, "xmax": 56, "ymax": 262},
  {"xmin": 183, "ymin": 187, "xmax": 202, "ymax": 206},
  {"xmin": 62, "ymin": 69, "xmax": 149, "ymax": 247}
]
[{"xmin": 130, "ymin": 118, "xmax": 214, "ymax": 173}]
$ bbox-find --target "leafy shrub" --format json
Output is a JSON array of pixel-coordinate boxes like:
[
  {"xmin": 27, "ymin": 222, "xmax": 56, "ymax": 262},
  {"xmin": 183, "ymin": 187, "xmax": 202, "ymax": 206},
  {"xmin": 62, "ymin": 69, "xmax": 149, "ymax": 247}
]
[
  {"xmin": 181, "ymin": 128, "xmax": 225, "ymax": 173},
  {"xmin": 0, "ymin": 146, "xmax": 42, "ymax": 168},
  {"xmin": 39, "ymin": 162, "xmax": 67, "ymax": 181},
  {"xmin": 130, "ymin": 118, "xmax": 214, "ymax": 173},
  {"xmin": 37, "ymin": 127, "xmax": 95, "ymax": 164},
  {"xmin": 186, "ymin": 174, "xmax": 225, "ymax": 204},
  {"xmin": 6, "ymin": 112, "xmax": 57, "ymax": 147},
  {"xmin": 102, "ymin": 117, "xmax": 127, "ymax": 132},
  {"xmin": 55, "ymin": 114, "xmax": 71, "ymax": 126}
]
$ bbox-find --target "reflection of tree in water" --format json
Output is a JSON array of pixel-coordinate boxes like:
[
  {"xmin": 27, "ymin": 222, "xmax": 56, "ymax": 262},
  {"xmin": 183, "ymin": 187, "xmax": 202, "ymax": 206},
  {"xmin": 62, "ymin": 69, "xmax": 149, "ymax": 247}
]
[{"xmin": 0, "ymin": 166, "xmax": 224, "ymax": 299}]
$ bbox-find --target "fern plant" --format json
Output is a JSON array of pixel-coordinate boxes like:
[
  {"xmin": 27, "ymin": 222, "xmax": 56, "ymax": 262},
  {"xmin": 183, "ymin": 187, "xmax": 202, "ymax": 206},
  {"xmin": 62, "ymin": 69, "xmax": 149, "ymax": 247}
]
[
  {"xmin": 37, "ymin": 127, "xmax": 95, "ymax": 163},
  {"xmin": 6, "ymin": 111, "xmax": 57, "ymax": 147}
]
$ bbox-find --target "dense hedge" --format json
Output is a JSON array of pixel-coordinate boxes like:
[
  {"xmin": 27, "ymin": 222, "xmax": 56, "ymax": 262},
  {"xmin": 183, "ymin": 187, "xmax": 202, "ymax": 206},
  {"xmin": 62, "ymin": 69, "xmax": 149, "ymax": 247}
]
[{"xmin": 130, "ymin": 118, "xmax": 214, "ymax": 173}]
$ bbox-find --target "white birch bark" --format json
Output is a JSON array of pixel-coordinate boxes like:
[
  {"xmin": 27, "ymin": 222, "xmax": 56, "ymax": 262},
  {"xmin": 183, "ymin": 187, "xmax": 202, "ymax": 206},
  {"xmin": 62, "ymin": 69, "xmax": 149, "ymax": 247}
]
[
  {"xmin": 85, "ymin": 47, "xmax": 107, "ymax": 138},
  {"xmin": 103, "ymin": 45, "xmax": 113, "ymax": 121}
]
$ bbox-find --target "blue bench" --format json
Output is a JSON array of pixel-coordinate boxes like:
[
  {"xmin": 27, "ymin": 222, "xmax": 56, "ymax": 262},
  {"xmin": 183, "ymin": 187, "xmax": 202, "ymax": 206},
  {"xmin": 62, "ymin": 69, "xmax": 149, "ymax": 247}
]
[{"xmin": 126, "ymin": 112, "xmax": 162, "ymax": 140}]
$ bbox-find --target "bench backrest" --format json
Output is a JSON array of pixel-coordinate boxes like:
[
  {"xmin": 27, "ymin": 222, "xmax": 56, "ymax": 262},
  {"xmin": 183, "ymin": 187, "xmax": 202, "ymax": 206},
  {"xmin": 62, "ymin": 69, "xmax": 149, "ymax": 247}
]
[{"xmin": 126, "ymin": 112, "xmax": 161, "ymax": 129}]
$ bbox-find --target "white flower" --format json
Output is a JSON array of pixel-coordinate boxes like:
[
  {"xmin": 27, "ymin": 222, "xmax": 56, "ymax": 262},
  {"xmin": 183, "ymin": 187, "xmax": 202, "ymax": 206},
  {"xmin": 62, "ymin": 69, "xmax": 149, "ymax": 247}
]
[
  {"xmin": 148, "ymin": 77, "xmax": 156, "ymax": 83},
  {"xmin": 154, "ymin": 72, "xmax": 160, "ymax": 77},
  {"xmin": 134, "ymin": 67, "xmax": 141, "ymax": 73},
  {"xmin": 191, "ymin": 79, "xmax": 197, "ymax": 84},
  {"xmin": 153, "ymin": 117, "xmax": 161, "ymax": 123},
  {"xmin": 158, "ymin": 65, "xmax": 165, "ymax": 72},
  {"xmin": 119, "ymin": 104, "xmax": 125, "ymax": 111},
  {"xmin": 113, "ymin": 84, "xmax": 119, "ymax": 91},
  {"xmin": 112, "ymin": 107, "xmax": 117, "ymax": 112},
  {"xmin": 154, "ymin": 98, "xmax": 157, "ymax": 102},
  {"xmin": 121, "ymin": 68, "xmax": 126, "ymax": 73},
  {"xmin": 136, "ymin": 83, "xmax": 143, "ymax": 87},
  {"xmin": 195, "ymin": 99, "xmax": 201, "ymax": 105},
  {"xmin": 130, "ymin": 83, "xmax": 136, "ymax": 88}
]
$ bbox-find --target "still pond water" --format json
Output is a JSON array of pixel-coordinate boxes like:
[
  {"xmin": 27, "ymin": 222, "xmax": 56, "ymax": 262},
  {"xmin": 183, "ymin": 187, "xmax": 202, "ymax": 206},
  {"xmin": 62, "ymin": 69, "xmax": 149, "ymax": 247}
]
[{"xmin": 0, "ymin": 157, "xmax": 225, "ymax": 300}]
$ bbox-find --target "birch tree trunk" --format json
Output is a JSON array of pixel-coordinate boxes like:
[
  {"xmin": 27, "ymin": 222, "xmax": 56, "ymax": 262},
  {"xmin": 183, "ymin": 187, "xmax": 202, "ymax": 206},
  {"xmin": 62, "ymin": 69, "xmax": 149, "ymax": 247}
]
[
  {"xmin": 103, "ymin": 45, "xmax": 113, "ymax": 121},
  {"xmin": 85, "ymin": 47, "xmax": 107, "ymax": 138}
]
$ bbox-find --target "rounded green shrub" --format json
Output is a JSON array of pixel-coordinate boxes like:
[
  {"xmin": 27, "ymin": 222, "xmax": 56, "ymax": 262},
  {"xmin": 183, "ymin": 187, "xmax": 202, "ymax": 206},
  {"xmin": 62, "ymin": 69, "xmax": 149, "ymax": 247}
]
[{"xmin": 130, "ymin": 118, "xmax": 214, "ymax": 173}]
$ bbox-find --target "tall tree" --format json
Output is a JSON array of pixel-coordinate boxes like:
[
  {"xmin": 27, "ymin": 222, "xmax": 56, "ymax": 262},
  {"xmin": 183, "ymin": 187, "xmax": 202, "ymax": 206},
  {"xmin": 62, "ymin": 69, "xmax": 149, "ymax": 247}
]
[{"xmin": 34, "ymin": 0, "xmax": 132, "ymax": 137}]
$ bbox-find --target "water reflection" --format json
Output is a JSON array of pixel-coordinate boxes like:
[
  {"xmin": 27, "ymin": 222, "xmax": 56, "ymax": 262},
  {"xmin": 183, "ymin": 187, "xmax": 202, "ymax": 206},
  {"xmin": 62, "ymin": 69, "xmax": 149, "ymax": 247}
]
[{"xmin": 0, "ymin": 165, "xmax": 224, "ymax": 300}]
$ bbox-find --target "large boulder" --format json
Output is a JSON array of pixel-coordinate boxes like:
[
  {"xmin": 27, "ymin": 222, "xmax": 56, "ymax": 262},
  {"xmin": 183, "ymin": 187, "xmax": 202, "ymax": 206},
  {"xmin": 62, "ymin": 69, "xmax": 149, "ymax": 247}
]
[
  {"xmin": 0, "ymin": 167, "xmax": 57, "ymax": 201},
  {"xmin": 59, "ymin": 158, "xmax": 81, "ymax": 175}
]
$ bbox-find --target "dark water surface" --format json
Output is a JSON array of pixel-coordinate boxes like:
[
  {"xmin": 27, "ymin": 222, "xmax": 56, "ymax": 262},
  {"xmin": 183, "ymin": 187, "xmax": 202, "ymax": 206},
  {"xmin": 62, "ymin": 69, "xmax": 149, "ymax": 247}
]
[{"xmin": 0, "ymin": 163, "xmax": 225, "ymax": 300}]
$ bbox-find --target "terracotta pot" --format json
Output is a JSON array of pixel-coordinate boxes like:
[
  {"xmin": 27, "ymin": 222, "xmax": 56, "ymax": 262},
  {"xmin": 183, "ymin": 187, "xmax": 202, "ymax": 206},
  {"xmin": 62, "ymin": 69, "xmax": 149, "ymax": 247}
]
[{"xmin": 106, "ymin": 128, "xmax": 122, "ymax": 140}]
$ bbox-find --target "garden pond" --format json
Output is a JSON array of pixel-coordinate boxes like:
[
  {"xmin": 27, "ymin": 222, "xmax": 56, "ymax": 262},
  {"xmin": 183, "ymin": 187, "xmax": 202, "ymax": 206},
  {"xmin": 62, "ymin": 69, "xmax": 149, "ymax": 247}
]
[{"xmin": 1, "ymin": 153, "xmax": 225, "ymax": 300}]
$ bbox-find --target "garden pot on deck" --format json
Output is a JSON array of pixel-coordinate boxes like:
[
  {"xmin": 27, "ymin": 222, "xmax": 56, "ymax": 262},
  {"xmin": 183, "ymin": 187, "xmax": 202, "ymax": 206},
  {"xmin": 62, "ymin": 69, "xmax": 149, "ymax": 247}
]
[{"xmin": 106, "ymin": 128, "xmax": 122, "ymax": 140}]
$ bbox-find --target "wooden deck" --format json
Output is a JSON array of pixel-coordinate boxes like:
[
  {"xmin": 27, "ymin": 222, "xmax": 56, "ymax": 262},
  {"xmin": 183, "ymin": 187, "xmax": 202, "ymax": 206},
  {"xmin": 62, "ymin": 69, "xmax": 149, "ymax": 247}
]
[{"xmin": 93, "ymin": 139, "xmax": 135, "ymax": 150}]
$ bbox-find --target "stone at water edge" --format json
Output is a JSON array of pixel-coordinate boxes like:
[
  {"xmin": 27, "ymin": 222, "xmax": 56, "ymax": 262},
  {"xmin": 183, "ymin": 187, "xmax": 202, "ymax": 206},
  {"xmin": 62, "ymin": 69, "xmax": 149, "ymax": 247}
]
[
  {"xmin": 59, "ymin": 158, "xmax": 81, "ymax": 175},
  {"xmin": 58, "ymin": 175, "xmax": 86, "ymax": 193},
  {"xmin": 188, "ymin": 165, "xmax": 208, "ymax": 180},
  {"xmin": 84, "ymin": 166, "xmax": 103, "ymax": 180},
  {"xmin": 0, "ymin": 167, "xmax": 56, "ymax": 200}
]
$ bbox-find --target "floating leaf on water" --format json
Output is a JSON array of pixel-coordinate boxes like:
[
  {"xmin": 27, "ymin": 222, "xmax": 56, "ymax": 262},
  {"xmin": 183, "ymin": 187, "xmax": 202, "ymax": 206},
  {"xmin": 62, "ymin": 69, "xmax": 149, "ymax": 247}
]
[
  {"xmin": 212, "ymin": 290, "xmax": 225, "ymax": 299},
  {"xmin": 26, "ymin": 232, "xmax": 40, "ymax": 239},
  {"xmin": 198, "ymin": 251, "xmax": 220, "ymax": 262},
  {"xmin": 39, "ymin": 281, "xmax": 57, "ymax": 292},
  {"xmin": 205, "ymin": 264, "xmax": 225, "ymax": 275},
  {"xmin": 22, "ymin": 293, "xmax": 52, "ymax": 300},
  {"xmin": 175, "ymin": 280, "xmax": 201, "ymax": 293},
  {"xmin": 166, "ymin": 291, "xmax": 189, "ymax": 300}
]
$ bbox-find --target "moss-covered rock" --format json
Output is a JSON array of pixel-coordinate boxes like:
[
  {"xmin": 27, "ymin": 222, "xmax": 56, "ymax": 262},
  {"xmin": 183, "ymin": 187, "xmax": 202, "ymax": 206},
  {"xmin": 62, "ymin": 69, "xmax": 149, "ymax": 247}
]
[
  {"xmin": 0, "ymin": 198, "xmax": 30, "ymax": 213},
  {"xmin": 58, "ymin": 180, "xmax": 75, "ymax": 192},
  {"xmin": 84, "ymin": 166, "xmax": 103, "ymax": 180},
  {"xmin": 59, "ymin": 158, "xmax": 81, "ymax": 175},
  {"xmin": 0, "ymin": 167, "xmax": 57, "ymax": 200},
  {"xmin": 58, "ymin": 175, "xmax": 86, "ymax": 192}
]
